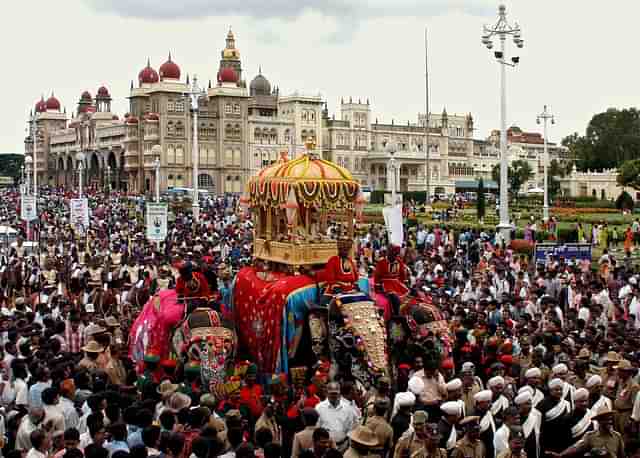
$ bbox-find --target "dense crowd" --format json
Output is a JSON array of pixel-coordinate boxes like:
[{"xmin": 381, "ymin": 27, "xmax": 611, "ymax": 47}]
[{"xmin": 0, "ymin": 186, "xmax": 637, "ymax": 458}]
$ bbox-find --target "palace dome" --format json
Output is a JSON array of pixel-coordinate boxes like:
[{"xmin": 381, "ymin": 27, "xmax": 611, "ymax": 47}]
[
  {"xmin": 250, "ymin": 71, "xmax": 271, "ymax": 96},
  {"xmin": 45, "ymin": 94, "xmax": 60, "ymax": 111},
  {"xmin": 159, "ymin": 54, "xmax": 180, "ymax": 80},
  {"xmin": 218, "ymin": 66, "xmax": 239, "ymax": 84},
  {"xmin": 81, "ymin": 91, "xmax": 92, "ymax": 101},
  {"xmin": 138, "ymin": 60, "xmax": 159, "ymax": 84},
  {"xmin": 97, "ymin": 86, "xmax": 110, "ymax": 97},
  {"xmin": 35, "ymin": 97, "xmax": 46, "ymax": 113}
]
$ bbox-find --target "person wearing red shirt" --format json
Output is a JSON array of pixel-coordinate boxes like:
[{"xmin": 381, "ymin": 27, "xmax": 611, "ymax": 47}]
[
  {"xmin": 239, "ymin": 364, "xmax": 264, "ymax": 420},
  {"xmin": 176, "ymin": 262, "xmax": 211, "ymax": 310},
  {"xmin": 374, "ymin": 245, "xmax": 409, "ymax": 316},
  {"xmin": 320, "ymin": 238, "xmax": 359, "ymax": 301}
]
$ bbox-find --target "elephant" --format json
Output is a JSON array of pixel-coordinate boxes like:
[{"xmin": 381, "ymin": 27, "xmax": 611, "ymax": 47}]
[{"xmin": 229, "ymin": 267, "xmax": 388, "ymax": 387}]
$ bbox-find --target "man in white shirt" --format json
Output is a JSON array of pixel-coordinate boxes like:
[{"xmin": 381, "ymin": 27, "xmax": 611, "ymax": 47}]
[
  {"xmin": 16, "ymin": 407, "xmax": 45, "ymax": 452},
  {"xmin": 42, "ymin": 387, "xmax": 65, "ymax": 435},
  {"xmin": 26, "ymin": 429, "xmax": 49, "ymax": 458},
  {"xmin": 316, "ymin": 382, "xmax": 358, "ymax": 452}
]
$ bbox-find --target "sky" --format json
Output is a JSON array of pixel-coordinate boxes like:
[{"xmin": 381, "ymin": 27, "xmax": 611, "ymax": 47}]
[{"xmin": 3, "ymin": 0, "xmax": 638, "ymax": 153}]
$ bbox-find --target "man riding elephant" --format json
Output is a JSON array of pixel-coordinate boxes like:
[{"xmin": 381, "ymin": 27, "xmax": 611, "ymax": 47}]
[
  {"xmin": 374, "ymin": 245, "xmax": 409, "ymax": 316},
  {"xmin": 176, "ymin": 261, "xmax": 211, "ymax": 311},
  {"xmin": 319, "ymin": 237, "xmax": 359, "ymax": 305}
]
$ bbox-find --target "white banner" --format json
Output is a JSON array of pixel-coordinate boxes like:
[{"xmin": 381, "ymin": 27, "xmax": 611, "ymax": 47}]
[
  {"xmin": 70, "ymin": 198, "xmax": 89, "ymax": 233},
  {"xmin": 20, "ymin": 196, "xmax": 37, "ymax": 221},
  {"xmin": 146, "ymin": 203, "xmax": 168, "ymax": 241},
  {"xmin": 383, "ymin": 205, "xmax": 404, "ymax": 247}
]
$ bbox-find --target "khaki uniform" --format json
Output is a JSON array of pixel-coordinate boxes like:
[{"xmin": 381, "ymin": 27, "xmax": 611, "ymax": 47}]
[
  {"xmin": 343, "ymin": 449, "xmax": 381, "ymax": 458},
  {"xmin": 365, "ymin": 415, "xmax": 393, "ymax": 455},
  {"xmin": 451, "ymin": 436, "xmax": 486, "ymax": 458},
  {"xmin": 578, "ymin": 430, "xmax": 625, "ymax": 458},
  {"xmin": 78, "ymin": 356, "xmax": 100, "ymax": 371},
  {"xmin": 614, "ymin": 379, "xmax": 639, "ymax": 437},
  {"xmin": 462, "ymin": 382, "xmax": 482, "ymax": 416},
  {"xmin": 496, "ymin": 450, "xmax": 527, "ymax": 458},
  {"xmin": 394, "ymin": 435, "xmax": 447, "ymax": 458}
]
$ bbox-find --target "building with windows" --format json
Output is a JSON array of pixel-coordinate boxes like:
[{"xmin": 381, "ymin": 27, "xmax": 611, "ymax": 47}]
[{"xmin": 25, "ymin": 29, "xmax": 568, "ymax": 196}]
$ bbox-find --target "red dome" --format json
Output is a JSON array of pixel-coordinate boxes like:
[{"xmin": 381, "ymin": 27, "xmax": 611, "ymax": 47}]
[
  {"xmin": 112, "ymin": 115, "xmax": 119, "ymax": 120},
  {"xmin": 139, "ymin": 60, "xmax": 159, "ymax": 84},
  {"xmin": 45, "ymin": 94, "xmax": 61, "ymax": 111},
  {"xmin": 159, "ymin": 53, "xmax": 180, "ymax": 80},
  {"xmin": 218, "ymin": 66, "xmax": 238, "ymax": 83},
  {"xmin": 97, "ymin": 86, "xmax": 110, "ymax": 97},
  {"xmin": 126, "ymin": 116, "xmax": 139, "ymax": 124},
  {"xmin": 35, "ymin": 97, "xmax": 46, "ymax": 113},
  {"xmin": 145, "ymin": 112, "xmax": 159, "ymax": 121},
  {"xmin": 81, "ymin": 91, "xmax": 92, "ymax": 101}
]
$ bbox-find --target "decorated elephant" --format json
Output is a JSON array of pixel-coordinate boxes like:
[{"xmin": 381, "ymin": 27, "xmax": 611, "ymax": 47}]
[
  {"xmin": 129, "ymin": 289, "xmax": 237, "ymax": 389},
  {"xmin": 171, "ymin": 307, "xmax": 237, "ymax": 389},
  {"xmin": 229, "ymin": 267, "xmax": 388, "ymax": 387}
]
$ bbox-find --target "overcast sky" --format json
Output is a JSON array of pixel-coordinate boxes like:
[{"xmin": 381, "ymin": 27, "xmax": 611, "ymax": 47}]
[{"xmin": 3, "ymin": 0, "xmax": 638, "ymax": 153}]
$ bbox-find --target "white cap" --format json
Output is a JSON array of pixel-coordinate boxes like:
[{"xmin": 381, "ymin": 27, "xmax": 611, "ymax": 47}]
[
  {"xmin": 461, "ymin": 362, "xmax": 475, "ymax": 373},
  {"xmin": 514, "ymin": 391, "xmax": 532, "ymax": 405},
  {"xmin": 474, "ymin": 390, "xmax": 493, "ymax": 403},
  {"xmin": 446, "ymin": 378, "xmax": 463, "ymax": 391},
  {"xmin": 524, "ymin": 368, "xmax": 541, "ymax": 379},
  {"xmin": 408, "ymin": 376, "xmax": 425, "ymax": 395},
  {"xmin": 548, "ymin": 378, "xmax": 564, "ymax": 389},
  {"xmin": 574, "ymin": 388, "xmax": 589, "ymax": 401},
  {"xmin": 518, "ymin": 385, "xmax": 534, "ymax": 396},
  {"xmin": 552, "ymin": 363, "xmax": 568, "ymax": 375},
  {"xmin": 488, "ymin": 376, "xmax": 505, "ymax": 388},
  {"xmin": 630, "ymin": 276, "xmax": 637, "ymax": 286},
  {"xmin": 586, "ymin": 375, "xmax": 602, "ymax": 388},
  {"xmin": 396, "ymin": 392, "xmax": 416, "ymax": 407},
  {"xmin": 441, "ymin": 401, "xmax": 461, "ymax": 416}
]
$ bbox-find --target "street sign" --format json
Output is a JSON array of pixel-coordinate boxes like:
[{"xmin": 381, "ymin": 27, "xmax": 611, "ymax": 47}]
[
  {"xmin": 534, "ymin": 243, "xmax": 592, "ymax": 264},
  {"xmin": 70, "ymin": 198, "xmax": 90, "ymax": 234},
  {"xmin": 20, "ymin": 196, "xmax": 37, "ymax": 221},
  {"xmin": 146, "ymin": 203, "xmax": 168, "ymax": 241}
]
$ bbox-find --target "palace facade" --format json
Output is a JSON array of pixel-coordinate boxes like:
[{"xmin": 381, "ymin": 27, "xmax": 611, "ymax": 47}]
[{"xmin": 25, "ymin": 29, "xmax": 568, "ymax": 196}]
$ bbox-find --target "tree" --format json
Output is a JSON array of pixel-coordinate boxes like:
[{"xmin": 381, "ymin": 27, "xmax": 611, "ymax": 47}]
[
  {"xmin": 548, "ymin": 159, "xmax": 566, "ymax": 198},
  {"xmin": 616, "ymin": 190, "xmax": 634, "ymax": 211},
  {"xmin": 477, "ymin": 177, "xmax": 486, "ymax": 221},
  {"xmin": 492, "ymin": 160, "xmax": 534, "ymax": 198},
  {"xmin": 617, "ymin": 159, "xmax": 640, "ymax": 190},
  {"xmin": 562, "ymin": 108, "xmax": 640, "ymax": 171},
  {"xmin": 0, "ymin": 154, "xmax": 24, "ymax": 184}
]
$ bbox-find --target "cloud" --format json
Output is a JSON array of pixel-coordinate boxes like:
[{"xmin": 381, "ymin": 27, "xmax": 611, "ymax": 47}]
[{"xmin": 83, "ymin": 0, "xmax": 494, "ymax": 22}]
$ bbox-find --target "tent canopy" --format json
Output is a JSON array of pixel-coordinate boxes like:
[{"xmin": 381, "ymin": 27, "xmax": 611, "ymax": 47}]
[{"xmin": 455, "ymin": 180, "xmax": 499, "ymax": 193}]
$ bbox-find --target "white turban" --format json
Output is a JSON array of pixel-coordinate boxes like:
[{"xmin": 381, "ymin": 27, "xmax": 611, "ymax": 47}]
[
  {"xmin": 586, "ymin": 375, "xmax": 602, "ymax": 388},
  {"xmin": 552, "ymin": 363, "xmax": 568, "ymax": 375},
  {"xmin": 441, "ymin": 401, "xmax": 462, "ymax": 416},
  {"xmin": 461, "ymin": 362, "xmax": 475, "ymax": 373},
  {"xmin": 524, "ymin": 368, "xmax": 541, "ymax": 379},
  {"xmin": 514, "ymin": 391, "xmax": 532, "ymax": 405},
  {"xmin": 396, "ymin": 392, "xmax": 416, "ymax": 407},
  {"xmin": 488, "ymin": 376, "xmax": 505, "ymax": 388},
  {"xmin": 574, "ymin": 388, "xmax": 589, "ymax": 401},
  {"xmin": 474, "ymin": 390, "xmax": 493, "ymax": 403},
  {"xmin": 518, "ymin": 386, "xmax": 534, "ymax": 397},
  {"xmin": 548, "ymin": 378, "xmax": 564, "ymax": 389},
  {"xmin": 446, "ymin": 378, "xmax": 463, "ymax": 391},
  {"xmin": 408, "ymin": 376, "xmax": 425, "ymax": 395}
]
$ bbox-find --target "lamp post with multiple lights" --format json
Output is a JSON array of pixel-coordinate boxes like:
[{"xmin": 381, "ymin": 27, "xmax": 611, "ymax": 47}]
[{"xmin": 537, "ymin": 105, "xmax": 555, "ymax": 222}]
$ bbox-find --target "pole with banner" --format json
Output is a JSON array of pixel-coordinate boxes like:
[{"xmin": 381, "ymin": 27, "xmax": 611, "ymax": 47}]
[
  {"xmin": 70, "ymin": 198, "xmax": 90, "ymax": 237},
  {"xmin": 21, "ymin": 196, "xmax": 37, "ymax": 241},
  {"xmin": 146, "ymin": 203, "xmax": 168, "ymax": 250}
]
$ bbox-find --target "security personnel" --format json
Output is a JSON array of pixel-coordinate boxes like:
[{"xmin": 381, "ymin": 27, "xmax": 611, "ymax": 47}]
[{"xmin": 452, "ymin": 416, "xmax": 486, "ymax": 458}]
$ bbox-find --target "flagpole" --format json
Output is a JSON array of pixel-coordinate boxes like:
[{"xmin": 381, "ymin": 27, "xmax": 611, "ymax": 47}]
[{"xmin": 424, "ymin": 27, "xmax": 431, "ymax": 205}]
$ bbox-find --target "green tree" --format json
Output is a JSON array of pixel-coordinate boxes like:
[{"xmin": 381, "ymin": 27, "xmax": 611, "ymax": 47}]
[
  {"xmin": 0, "ymin": 154, "xmax": 24, "ymax": 184},
  {"xmin": 616, "ymin": 190, "xmax": 634, "ymax": 211},
  {"xmin": 548, "ymin": 159, "xmax": 566, "ymax": 198},
  {"xmin": 492, "ymin": 160, "xmax": 534, "ymax": 198},
  {"xmin": 617, "ymin": 159, "xmax": 640, "ymax": 190},
  {"xmin": 477, "ymin": 177, "xmax": 486, "ymax": 221},
  {"xmin": 563, "ymin": 108, "xmax": 640, "ymax": 171}
]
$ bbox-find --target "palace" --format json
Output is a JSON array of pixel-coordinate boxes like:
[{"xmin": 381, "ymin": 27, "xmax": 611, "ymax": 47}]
[{"xmin": 25, "ymin": 29, "xmax": 568, "ymax": 196}]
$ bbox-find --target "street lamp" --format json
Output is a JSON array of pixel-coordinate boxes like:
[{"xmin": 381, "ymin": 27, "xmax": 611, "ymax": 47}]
[
  {"xmin": 76, "ymin": 152, "xmax": 86, "ymax": 198},
  {"xmin": 151, "ymin": 144, "xmax": 162, "ymax": 203},
  {"xmin": 482, "ymin": 4, "xmax": 524, "ymax": 243},
  {"xmin": 186, "ymin": 75, "xmax": 206, "ymax": 222},
  {"xmin": 537, "ymin": 105, "xmax": 555, "ymax": 222},
  {"xmin": 24, "ymin": 156, "xmax": 33, "ymax": 195},
  {"xmin": 29, "ymin": 112, "xmax": 38, "ymax": 198},
  {"xmin": 385, "ymin": 141, "xmax": 398, "ymax": 206},
  {"xmin": 106, "ymin": 166, "xmax": 111, "ymax": 194}
]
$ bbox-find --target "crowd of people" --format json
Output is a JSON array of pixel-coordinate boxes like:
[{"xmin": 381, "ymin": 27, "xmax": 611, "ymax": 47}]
[{"xmin": 0, "ymin": 185, "xmax": 638, "ymax": 458}]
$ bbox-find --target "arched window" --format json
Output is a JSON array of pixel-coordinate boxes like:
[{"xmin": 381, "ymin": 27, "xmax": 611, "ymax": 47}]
[
  {"xmin": 198, "ymin": 173, "xmax": 214, "ymax": 189},
  {"xmin": 233, "ymin": 149, "xmax": 241, "ymax": 166},
  {"xmin": 225, "ymin": 124, "xmax": 233, "ymax": 138}
]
